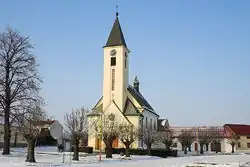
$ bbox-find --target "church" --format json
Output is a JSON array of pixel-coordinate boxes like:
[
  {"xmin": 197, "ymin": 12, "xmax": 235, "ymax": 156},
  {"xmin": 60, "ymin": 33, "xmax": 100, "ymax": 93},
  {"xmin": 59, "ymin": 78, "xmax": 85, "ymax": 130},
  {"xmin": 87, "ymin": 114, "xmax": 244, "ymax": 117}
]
[{"xmin": 87, "ymin": 12, "xmax": 166, "ymax": 150}]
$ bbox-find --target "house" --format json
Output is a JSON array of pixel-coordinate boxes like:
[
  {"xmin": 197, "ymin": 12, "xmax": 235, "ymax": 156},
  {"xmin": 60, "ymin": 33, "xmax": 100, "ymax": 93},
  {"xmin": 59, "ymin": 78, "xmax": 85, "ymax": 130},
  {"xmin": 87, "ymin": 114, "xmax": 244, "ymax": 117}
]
[
  {"xmin": 224, "ymin": 124, "xmax": 250, "ymax": 152},
  {"xmin": 87, "ymin": 12, "xmax": 160, "ymax": 150},
  {"xmin": 168, "ymin": 126, "xmax": 233, "ymax": 153},
  {"xmin": 31, "ymin": 120, "xmax": 64, "ymax": 146},
  {"xmin": 0, "ymin": 116, "xmax": 64, "ymax": 148}
]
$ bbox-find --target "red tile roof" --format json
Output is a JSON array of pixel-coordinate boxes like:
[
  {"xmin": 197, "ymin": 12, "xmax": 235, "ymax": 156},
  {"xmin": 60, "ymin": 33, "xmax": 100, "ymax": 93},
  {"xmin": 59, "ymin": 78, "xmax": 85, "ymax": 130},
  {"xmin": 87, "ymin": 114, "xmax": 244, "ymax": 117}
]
[{"xmin": 224, "ymin": 124, "xmax": 250, "ymax": 135}]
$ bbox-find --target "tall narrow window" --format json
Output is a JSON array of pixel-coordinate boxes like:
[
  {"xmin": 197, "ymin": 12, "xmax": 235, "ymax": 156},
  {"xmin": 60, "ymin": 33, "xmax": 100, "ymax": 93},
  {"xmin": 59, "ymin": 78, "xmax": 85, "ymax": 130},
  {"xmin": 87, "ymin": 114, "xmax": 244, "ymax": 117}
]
[
  {"xmin": 145, "ymin": 117, "xmax": 148, "ymax": 128},
  {"xmin": 111, "ymin": 57, "xmax": 116, "ymax": 66},
  {"xmin": 125, "ymin": 53, "xmax": 127, "ymax": 68},
  {"xmin": 150, "ymin": 119, "xmax": 152, "ymax": 130},
  {"xmin": 111, "ymin": 69, "xmax": 115, "ymax": 91}
]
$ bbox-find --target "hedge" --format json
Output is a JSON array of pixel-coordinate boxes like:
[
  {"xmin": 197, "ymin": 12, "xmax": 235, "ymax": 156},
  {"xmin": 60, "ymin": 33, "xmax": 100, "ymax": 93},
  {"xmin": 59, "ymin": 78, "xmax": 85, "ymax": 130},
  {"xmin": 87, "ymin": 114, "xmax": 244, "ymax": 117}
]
[
  {"xmin": 71, "ymin": 146, "xmax": 93, "ymax": 154},
  {"xmin": 105, "ymin": 148, "xmax": 178, "ymax": 158},
  {"xmin": 79, "ymin": 146, "xmax": 93, "ymax": 154}
]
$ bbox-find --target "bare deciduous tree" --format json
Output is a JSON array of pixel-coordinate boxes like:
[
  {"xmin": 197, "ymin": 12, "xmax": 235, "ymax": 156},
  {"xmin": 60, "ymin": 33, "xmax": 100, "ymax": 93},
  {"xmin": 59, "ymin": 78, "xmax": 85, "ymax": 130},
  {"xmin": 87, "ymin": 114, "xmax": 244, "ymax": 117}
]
[
  {"xmin": 119, "ymin": 124, "xmax": 139, "ymax": 157},
  {"xmin": 0, "ymin": 27, "xmax": 41, "ymax": 154},
  {"xmin": 209, "ymin": 127, "xmax": 224, "ymax": 153},
  {"xmin": 64, "ymin": 107, "xmax": 89, "ymax": 161},
  {"xmin": 142, "ymin": 127, "xmax": 157, "ymax": 156},
  {"xmin": 197, "ymin": 128, "xmax": 212, "ymax": 154},
  {"xmin": 92, "ymin": 114, "xmax": 120, "ymax": 158},
  {"xmin": 178, "ymin": 129, "xmax": 195, "ymax": 154},
  {"xmin": 16, "ymin": 102, "xmax": 46, "ymax": 163},
  {"xmin": 224, "ymin": 129, "xmax": 238, "ymax": 153},
  {"xmin": 158, "ymin": 129, "xmax": 174, "ymax": 151}
]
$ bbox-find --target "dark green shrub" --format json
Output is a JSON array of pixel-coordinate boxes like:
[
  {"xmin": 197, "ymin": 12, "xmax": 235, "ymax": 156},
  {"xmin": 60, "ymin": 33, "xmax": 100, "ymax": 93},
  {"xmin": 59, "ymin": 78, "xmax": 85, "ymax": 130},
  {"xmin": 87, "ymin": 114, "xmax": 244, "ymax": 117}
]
[{"xmin": 79, "ymin": 146, "xmax": 93, "ymax": 154}]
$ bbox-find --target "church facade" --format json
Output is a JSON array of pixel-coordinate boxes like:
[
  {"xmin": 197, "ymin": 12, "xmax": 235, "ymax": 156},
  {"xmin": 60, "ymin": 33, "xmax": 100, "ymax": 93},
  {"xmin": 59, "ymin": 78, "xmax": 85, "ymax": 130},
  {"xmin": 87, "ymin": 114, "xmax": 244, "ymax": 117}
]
[{"xmin": 87, "ymin": 13, "xmax": 162, "ymax": 150}]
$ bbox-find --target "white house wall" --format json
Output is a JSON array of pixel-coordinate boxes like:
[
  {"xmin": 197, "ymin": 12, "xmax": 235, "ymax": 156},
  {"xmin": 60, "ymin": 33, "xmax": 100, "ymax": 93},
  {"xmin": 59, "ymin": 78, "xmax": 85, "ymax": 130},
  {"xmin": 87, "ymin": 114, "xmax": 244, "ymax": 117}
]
[
  {"xmin": 142, "ymin": 110, "xmax": 158, "ymax": 131},
  {"xmin": 142, "ymin": 109, "xmax": 158, "ymax": 149},
  {"xmin": 49, "ymin": 121, "xmax": 63, "ymax": 145}
]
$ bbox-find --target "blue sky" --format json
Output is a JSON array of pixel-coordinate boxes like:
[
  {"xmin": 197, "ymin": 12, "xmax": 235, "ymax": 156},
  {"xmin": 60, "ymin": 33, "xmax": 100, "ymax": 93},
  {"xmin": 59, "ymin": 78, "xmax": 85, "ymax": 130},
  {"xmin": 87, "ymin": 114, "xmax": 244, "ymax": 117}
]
[{"xmin": 1, "ymin": 0, "xmax": 249, "ymax": 126}]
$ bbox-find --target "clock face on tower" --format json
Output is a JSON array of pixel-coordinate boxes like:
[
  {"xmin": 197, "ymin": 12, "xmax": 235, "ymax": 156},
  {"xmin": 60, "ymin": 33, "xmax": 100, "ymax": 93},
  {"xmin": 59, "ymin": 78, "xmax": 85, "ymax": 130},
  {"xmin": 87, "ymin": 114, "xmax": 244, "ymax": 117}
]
[{"xmin": 110, "ymin": 49, "xmax": 117, "ymax": 56}]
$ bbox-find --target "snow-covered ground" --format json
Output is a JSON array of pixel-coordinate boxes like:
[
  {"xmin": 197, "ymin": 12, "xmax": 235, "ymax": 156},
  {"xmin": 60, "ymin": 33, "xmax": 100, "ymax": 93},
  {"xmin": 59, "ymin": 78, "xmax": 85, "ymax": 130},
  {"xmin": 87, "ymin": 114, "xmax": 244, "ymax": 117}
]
[{"xmin": 0, "ymin": 147, "xmax": 249, "ymax": 167}]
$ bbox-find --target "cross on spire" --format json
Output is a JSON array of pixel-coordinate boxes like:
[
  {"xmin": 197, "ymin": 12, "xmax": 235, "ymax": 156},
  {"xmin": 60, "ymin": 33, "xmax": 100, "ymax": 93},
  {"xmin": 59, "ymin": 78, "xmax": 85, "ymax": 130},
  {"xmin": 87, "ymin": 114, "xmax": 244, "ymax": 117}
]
[
  {"xmin": 116, "ymin": 5, "xmax": 119, "ymax": 17},
  {"xmin": 104, "ymin": 5, "xmax": 127, "ymax": 48}
]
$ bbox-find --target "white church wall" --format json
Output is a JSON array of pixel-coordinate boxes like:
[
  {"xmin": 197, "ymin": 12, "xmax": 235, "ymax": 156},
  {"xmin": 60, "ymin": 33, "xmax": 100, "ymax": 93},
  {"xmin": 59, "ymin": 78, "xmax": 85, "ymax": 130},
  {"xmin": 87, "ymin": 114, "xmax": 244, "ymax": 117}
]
[
  {"xmin": 221, "ymin": 139, "xmax": 234, "ymax": 153},
  {"xmin": 142, "ymin": 110, "xmax": 158, "ymax": 131},
  {"xmin": 126, "ymin": 116, "xmax": 141, "ymax": 148},
  {"xmin": 141, "ymin": 109, "xmax": 158, "ymax": 149},
  {"xmin": 87, "ymin": 116, "xmax": 100, "ymax": 149},
  {"xmin": 104, "ymin": 102, "xmax": 129, "ymax": 124},
  {"xmin": 49, "ymin": 121, "xmax": 63, "ymax": 145}
]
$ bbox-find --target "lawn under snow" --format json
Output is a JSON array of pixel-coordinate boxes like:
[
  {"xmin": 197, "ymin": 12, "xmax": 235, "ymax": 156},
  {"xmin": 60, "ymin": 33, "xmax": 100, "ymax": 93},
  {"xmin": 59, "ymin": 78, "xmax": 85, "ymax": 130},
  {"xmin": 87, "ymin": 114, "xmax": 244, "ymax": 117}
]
[{"xmin": 0, "ymin": 147, "xmax": 249, "ymax": 167}]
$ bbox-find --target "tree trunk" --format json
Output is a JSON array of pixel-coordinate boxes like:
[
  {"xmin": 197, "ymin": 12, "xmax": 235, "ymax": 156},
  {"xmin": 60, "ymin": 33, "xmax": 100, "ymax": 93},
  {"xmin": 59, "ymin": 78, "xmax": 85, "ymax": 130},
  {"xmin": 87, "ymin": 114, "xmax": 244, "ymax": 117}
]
[
  {"xmin": 72, "ymin": 135, "xmax": 79, "ymax": 161},
  {"xmin": 106, "ymin": 139, "xmax": 113, "ymax": 158},
  {"xmin": 125, "ymin": 143, "xmax": 131, "ymax": 157},
  {"xmin": 165, "ymin": 145, "xmax": 169, "ymax": 151},
  {"xmin": 200, "ymin": 143, "xmax": 204, "ymax": 154},
  {"xmin": 184, "ymin": 145, "xmax": 187, "ymax": 154},
  {"xmin": 164, "ymin": 142, "xmax": 171, "ymax": 151},
  {"xmin": 147, "ymin": 144, "xmax": 152, "ymax": 156},
  {"xmin": 231, "ymin": 143, "xmax": 235, "ymax": 153},
  {"xmin": 206, "ymin": 143, "xmax": 209, "ymax": 152},
  {"xmin": 188, "ymin": 145, "xmax": 191, "ymax": 152},
  {"xmin": 25, "ymin": 138, "xmax": 36, "ymax": 163},
  {"xmin": 215, "ymin": 142, "xmax": 220, "ymax": 153},
  {"xmin": 2, "ymin": 107, "xmax": 10, "ymax": 155},
  {"xmin": 181, "ymin": 144, "xmax": 184, "ymax": 151},
  {"xmin": 14, "ymin": 132, "xmax": 17, "ymax": 147},
  {"xmin": 3, "ymin": 67, "xmax": 11, "ymax": 155}
]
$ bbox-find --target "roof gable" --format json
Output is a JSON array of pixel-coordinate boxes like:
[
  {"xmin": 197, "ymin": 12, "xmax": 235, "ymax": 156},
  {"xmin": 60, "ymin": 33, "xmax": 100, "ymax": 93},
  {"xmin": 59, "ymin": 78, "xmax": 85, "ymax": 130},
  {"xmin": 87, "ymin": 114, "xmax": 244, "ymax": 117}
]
[
  {"xmin": 224, "ymin": 124, "xmax": 250, "ymax": 135},
  {"xmin": 123, "ymin": 98, "xmax": 143, "ymax": 116},
  {"xmin": 88, "ymin": 103, "xmax": 102, "ymax": 116},
  {"xmin": 127, "ymin": 85, "xmax": 154, "ymax": 111}
]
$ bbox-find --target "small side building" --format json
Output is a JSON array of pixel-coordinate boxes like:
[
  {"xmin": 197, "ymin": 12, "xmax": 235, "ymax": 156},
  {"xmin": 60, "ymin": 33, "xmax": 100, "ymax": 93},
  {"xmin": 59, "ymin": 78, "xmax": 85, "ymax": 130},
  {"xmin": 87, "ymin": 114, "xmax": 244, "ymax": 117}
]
[
  {"xmin": 32, "ymin": 120, "xmax": 64, "ymax": 146},
  {"xmin": 224, "ymin": 124, "xmax": 250, "ymax": 152},
  {"xmin": 170, "ymin": 126, "xmax": 233, "ymax": 153}
]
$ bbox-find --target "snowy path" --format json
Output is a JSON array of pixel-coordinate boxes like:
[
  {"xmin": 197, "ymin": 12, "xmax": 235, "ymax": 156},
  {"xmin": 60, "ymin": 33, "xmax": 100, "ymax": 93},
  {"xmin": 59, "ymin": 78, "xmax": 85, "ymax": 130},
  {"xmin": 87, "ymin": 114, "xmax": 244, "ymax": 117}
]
[
  {"xmin": 0, "ymin": 147, "xmax": 250, "ymax": 167},
  {"xmin": 1, "ymin": 153, "xmax": 250, "ymax": 167}
]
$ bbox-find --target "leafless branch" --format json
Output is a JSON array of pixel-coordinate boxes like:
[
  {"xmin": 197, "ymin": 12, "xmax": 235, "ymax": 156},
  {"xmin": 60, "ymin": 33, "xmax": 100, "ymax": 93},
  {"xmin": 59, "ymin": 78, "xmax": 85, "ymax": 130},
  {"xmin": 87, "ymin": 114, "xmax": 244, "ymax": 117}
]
[
  {"xmin": 0, "ymin": 27, "xmax": 42, "ymax": 154},
  {"xmin": 64, "ymin": 107, "xmax": 89, "ymax": 161}
]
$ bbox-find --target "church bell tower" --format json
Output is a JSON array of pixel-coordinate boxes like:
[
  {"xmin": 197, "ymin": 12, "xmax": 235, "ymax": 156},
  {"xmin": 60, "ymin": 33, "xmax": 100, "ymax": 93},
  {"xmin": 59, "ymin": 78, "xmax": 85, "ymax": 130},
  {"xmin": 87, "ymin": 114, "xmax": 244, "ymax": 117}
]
[{"xmin": 102, "ymin": 12, "xmax": 129, "ymax": 111}]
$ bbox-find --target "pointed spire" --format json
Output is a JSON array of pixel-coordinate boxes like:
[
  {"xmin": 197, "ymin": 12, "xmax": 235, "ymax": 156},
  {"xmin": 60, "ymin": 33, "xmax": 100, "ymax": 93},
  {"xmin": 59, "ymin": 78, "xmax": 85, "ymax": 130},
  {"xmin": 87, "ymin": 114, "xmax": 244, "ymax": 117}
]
[
  {"xmin": 133, "ymin": 76, "xmax": 140, "ymax": 92},
  {"xmin": 104, "ymin": 9, "xmax": 127, "ymax": 48}
]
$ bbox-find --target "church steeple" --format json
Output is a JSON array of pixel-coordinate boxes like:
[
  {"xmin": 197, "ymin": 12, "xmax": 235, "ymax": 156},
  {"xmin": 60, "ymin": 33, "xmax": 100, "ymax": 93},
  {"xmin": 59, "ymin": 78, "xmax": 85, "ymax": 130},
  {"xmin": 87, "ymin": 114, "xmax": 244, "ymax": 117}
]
[
  {"xmin": 104, "ymin": 12, "xmax": 127, "ymax": 48},
  {"xmin": 102, "ymin": 9, "xmax": 129, "ymax": 112}
]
